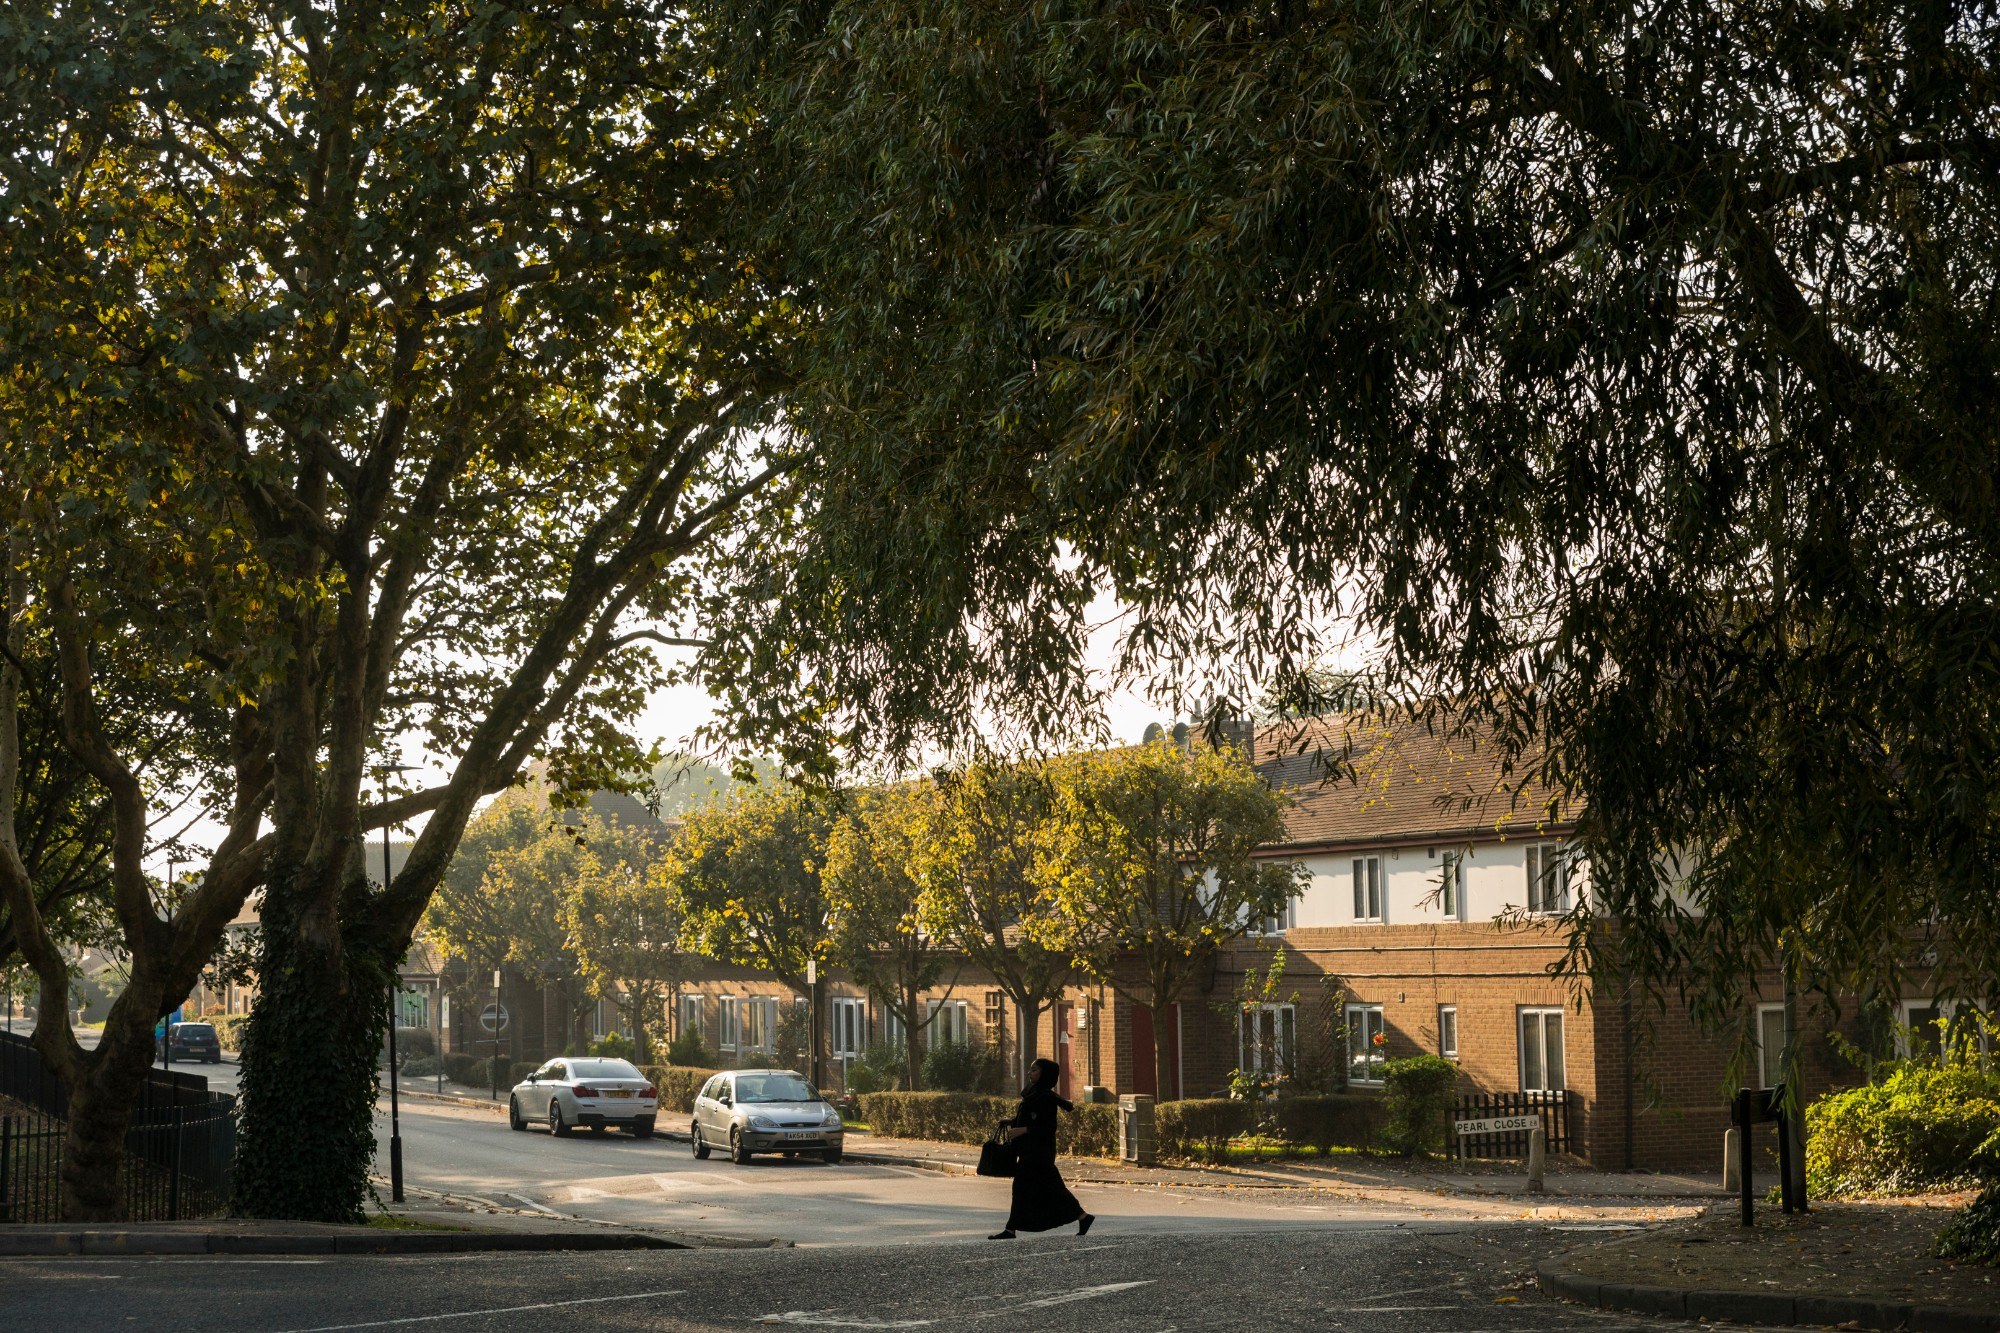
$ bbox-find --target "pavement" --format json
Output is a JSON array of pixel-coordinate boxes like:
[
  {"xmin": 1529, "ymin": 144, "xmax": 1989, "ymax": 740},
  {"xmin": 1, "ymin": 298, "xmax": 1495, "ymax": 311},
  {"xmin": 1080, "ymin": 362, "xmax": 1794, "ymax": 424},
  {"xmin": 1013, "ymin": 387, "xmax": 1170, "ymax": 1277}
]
[{"xmin": 1538, "ymin": 1197, "xmax": 2000, "ymax": 1332}]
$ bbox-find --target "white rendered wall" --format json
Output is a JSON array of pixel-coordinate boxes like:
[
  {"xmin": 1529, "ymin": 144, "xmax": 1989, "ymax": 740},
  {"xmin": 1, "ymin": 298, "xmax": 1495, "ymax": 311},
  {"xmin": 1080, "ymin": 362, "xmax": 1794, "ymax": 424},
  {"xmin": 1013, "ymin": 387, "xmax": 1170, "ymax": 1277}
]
[{"xmin": 1285, "ymin": 842, "xmax": 1587, "ymax": 927}]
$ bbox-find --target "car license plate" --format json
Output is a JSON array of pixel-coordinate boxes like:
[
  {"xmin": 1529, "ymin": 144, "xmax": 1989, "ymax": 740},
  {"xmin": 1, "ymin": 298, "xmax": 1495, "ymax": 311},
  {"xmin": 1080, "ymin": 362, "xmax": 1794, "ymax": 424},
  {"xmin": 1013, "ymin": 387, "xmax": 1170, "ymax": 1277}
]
[
  {"xmin": 784, "ymin": 1131, "xmax": 819, "ymax": 1141},
  {"xmin": 603, "ymin": 1089, "xmax": 632, "ymax": 1098}
]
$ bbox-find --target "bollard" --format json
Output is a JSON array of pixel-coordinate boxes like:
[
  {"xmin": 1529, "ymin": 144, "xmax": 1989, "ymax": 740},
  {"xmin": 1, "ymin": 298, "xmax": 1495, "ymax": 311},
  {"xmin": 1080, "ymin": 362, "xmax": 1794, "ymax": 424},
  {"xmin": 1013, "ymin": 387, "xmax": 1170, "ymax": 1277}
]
[
  {"xmin": 1722, "ymin": 1127, "xmax": 1741, "ymax": 1193},
  {"xmin": 1526, "ymin": 1126, "xmax": 1546, "ymax": 1194}
]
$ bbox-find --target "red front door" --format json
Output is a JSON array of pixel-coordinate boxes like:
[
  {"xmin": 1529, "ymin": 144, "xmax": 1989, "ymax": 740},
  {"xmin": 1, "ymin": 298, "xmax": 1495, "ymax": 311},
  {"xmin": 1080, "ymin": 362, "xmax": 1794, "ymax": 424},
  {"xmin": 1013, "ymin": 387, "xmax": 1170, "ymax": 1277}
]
[{"xmin": 1129, "ymin": 1002, "xmax": 1181, "ymax": 1099}]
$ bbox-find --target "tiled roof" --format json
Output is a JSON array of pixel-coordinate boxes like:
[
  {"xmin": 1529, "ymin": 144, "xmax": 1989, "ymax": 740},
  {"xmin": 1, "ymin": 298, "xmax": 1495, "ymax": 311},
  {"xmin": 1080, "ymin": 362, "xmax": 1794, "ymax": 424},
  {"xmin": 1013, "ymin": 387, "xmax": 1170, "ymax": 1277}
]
[{"xmin": 1253, "ymin": 712, "xmax": 1574, "ymax": 849}]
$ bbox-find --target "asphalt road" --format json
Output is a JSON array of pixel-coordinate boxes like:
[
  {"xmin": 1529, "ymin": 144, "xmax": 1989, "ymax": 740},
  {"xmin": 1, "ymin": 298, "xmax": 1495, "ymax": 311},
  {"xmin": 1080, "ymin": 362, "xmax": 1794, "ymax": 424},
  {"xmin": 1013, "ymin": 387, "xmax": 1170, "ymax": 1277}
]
[
  {"xmin": 0, "ymin": 1222, "xmax": 1672, "ymax": 1333},
  {"xmin": 374, "ymin": 1091, "xmax": 1532, "ymax": 1245}
]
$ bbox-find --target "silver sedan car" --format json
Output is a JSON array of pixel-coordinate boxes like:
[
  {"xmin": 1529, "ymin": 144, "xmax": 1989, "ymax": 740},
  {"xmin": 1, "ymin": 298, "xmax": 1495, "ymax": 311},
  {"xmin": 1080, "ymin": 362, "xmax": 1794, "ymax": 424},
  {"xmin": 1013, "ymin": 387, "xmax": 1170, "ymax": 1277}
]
[
  {"xmin": 508, "ymin": 1057, "xmax": 658, "ymax": 1138},
  {"xmin": 690, "ymin": 1069, "xmax": 844, "ymax": 1164}
]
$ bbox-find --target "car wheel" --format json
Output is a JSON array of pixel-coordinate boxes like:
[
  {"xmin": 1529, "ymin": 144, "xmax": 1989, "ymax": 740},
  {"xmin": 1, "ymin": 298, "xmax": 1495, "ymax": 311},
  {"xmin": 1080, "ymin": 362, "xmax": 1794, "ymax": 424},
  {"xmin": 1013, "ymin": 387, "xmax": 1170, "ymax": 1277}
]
[
  {"xmin": 820, "ymin": 1147, "xmax": 843, "ymax": 1165},
  {"xmin": 729, "ymin": 1126, "xmax": 753, "ymax": 1165},
  {"xmin": 631, "ymin": 1118, "xmax": 654, "ymax": 1139},
  {"xmin": 508, "ymin": 1097, "xmax": 526, "ymax": 1132},
  {"xmin": 691, "ymin": 1123, "xmax": 710, "ymax": 1159},
  {"xmin": 549, "ymin": 1102, "xmax": 571, "ymax": 1137}
]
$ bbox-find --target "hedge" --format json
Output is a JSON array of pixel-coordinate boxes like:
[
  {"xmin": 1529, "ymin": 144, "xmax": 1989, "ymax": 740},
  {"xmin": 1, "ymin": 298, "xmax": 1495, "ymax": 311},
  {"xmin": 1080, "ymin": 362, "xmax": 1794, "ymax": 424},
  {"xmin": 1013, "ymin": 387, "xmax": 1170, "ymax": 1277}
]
[
  {"xmin": 857, "ymin": 1092, "xmax": 1120, "ymax": 1157},
  {"xmin": 211, "ymin": 1014, "xmax": 251, "ymax": 1051},
  {"xmin": 638, "ymin": 1064, "xmax": 723, "ymax": 1114},
  {"xmin": 1270, "ymin": 1094, "xmax": 1382, "ymax": 1153},
  {"xmin": 1157, "ymin": 1099, "xmax": 1252, "ymax": 1162},
  {"xmin": 443, "ymin": 1054, "xmax": 538, "ymax": 1090}
]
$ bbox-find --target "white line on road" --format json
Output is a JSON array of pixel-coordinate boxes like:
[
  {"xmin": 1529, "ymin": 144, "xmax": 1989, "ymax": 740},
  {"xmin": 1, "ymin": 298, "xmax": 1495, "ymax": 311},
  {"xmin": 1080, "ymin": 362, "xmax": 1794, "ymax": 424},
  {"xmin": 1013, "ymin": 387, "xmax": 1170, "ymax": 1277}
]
[
  {"xmin": 955, "ymin": 1242, "xmax": 1125, "ymax": 1265},
  {"xmin": 263, "ymin": 1289, "xmax": 686, "ymax": 1333},
  {"xmin": 1014, "ymin": 1280, "xmax": 1153, "ymax": 1309},
  {"xmin": 504, "ymin": 1192, "xmax": 561, "ymax": 1216},
  {"xmin": 757, "ymin": 1315, "xmax": 934, "ymax": 1329}
]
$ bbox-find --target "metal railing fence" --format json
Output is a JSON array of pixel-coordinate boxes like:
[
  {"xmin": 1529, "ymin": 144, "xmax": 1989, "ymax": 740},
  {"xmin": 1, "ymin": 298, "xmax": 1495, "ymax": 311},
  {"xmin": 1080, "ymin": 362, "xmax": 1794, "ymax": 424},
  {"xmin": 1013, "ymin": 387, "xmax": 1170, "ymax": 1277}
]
[{"xmin": 1451, "ymin": 1088, "xmax": 1574, "ymax": 1158}]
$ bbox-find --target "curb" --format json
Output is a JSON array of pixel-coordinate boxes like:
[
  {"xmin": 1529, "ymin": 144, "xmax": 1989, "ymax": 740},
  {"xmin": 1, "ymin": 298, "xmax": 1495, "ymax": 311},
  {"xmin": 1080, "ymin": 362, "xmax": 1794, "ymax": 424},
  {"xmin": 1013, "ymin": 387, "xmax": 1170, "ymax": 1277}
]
[
  {"xmin": 0, "ymin": 1229, "xmax": 682, "ymax": 1257},
  {"xmin": 1536, "ymin": 1258, "xmax": 2000, "ymax": 1332}
]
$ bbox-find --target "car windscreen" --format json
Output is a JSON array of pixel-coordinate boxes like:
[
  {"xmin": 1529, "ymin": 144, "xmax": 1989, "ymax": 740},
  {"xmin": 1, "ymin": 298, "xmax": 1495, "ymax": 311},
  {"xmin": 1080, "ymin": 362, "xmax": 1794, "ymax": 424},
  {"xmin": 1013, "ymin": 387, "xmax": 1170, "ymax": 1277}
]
[
  {"xmin": 565, "ymin": 1059, "xmax": 641, "ymax": 1079},
  {"xmin": 734, "ymin": 1074, "xmax": 818, "ymax": 1103},
  {"xmin": 175, "ymin": 1024, "xmax": 216, "ymax": 1037}
]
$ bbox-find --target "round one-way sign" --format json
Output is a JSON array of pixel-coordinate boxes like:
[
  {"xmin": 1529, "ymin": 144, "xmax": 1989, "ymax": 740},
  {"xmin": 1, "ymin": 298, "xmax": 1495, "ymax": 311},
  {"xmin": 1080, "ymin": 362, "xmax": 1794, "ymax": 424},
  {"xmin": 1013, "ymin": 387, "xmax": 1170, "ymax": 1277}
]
[{"xmin": 479, "ymin": 1002, "xmax": 510, "ymax": 1034}]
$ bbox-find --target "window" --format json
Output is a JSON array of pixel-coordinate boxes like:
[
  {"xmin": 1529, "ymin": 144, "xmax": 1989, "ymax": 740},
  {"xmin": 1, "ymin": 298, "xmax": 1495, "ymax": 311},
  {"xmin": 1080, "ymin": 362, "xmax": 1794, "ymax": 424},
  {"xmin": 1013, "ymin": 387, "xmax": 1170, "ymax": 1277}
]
[
  {"xmin": 1897, "ymin": 999, "xmax": 1991, "ymax": 1060},
  {"xmin": 718, "ymin": 996, "xmax": 740, "ymax": 1050},
  {"xmin": 1519, "ymin": 1008, "xmax": 1566, "ymax": 1091},
  {"xmin": 679, "ymin": 994, "xmax": 704, "ymax": 1040},
  {"xmin": 592, "ymin": 998, "xmax": 607, "ymax": 1040},
  {"xmin": 1255, "ymin": 898, "xmax": 1297, "ymax": 936},
  {"xmin": 1440, "ymin": 852, "xmax": 1467, "ymax": 921},
  {"xmin": 984, "ymin": 991, "xmax": 1005, "ymax": 1047},
  {"xmin": 1753, "ymin": 1004, "xmax": 1789, "ymax": 1089},
  {"xmin": 1351, "ymin": 856, "xmax": 1383, "ymax": 922},
  {"xmin": 831, "ymin": 997, "xmax": 866, "ymax": 1060},
  {"xmin": 1525, "ymin": 843, "xmax": 1571, "ymax": 915},
  {"xmin": 743, "ymin": 996, "xmax": 778, "ymax": 1052},
  {"xmin": 1345, "ymin": 1003, "xmax": 1386, "ymax": 1084},
  {"xmin": 1438, "ymin": 1005, "xmax": 1459, "ymax": 1059},
  {"xmin": 928, "ymin": 1000, "xmax": 969, "ymax": 1047},
  {"xmin": 1239, "ymin": 1003, "xmax": 1297, "ymax": 1077},
  {"xmin": 885, "ymin": 1007, "xmax": 907, "ymax": 1047}
]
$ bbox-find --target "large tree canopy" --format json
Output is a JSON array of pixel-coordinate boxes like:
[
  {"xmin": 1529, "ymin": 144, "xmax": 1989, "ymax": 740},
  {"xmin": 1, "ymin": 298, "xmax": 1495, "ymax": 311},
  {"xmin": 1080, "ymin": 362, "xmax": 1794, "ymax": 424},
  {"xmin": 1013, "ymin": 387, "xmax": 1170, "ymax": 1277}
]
[
  {"xmin": 1, "ymin": 0, "xmax": 790, "ymax": 1220},
  {"xmin": 705, "ymin": 1, "xmax": 2000, "ymax": 1026}
]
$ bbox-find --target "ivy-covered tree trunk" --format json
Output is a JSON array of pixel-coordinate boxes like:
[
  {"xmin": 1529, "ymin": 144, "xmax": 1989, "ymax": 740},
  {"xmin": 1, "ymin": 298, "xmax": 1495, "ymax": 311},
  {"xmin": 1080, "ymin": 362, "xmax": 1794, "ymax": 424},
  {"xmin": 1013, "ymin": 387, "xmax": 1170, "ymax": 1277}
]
[{"xmin": 233, "ymin": 864, "xmax": 393, "ymax": 1223}]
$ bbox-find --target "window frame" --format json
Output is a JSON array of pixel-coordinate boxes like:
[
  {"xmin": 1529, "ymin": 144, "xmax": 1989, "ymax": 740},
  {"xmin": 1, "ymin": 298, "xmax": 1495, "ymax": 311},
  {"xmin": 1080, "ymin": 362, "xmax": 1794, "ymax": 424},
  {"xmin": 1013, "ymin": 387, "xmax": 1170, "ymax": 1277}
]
[
  {"xmin": 1437, "ymin": 1004, "xmax": 1459, "ymax": 1059},
  {"xmin": 679, "ymin": 993, "xmax": 704, "ymax": 1040},
  {"xmin": 1351, "ymin": 856, "xmax": 1383, "ymax": 923},
  {"xmin": 1440, "ymin": 851, "xmax": 1467, "ymax": 922},
  {"xmin": 1345, "ymin": 1002, "xmax": 1387, "ymax": 1085},
  {"xmin": 1524, "ymin": 843, "xmax": 1571, "ymax": 916},
  {"xmin": 1755, "ymin": 1003, "xmax": 1789, "ymax": 1090},
  {"xmin": 718, "ymin": 996, "xmax": 740, "ymax": 1051},
  {"xmin": 927, "ymin": 999, "xmax": 969, "ymax": 1048},
  {"xmin": 1518, "ymin": 1007, "xmax": 1566, "ymax": 1092},
  {"xmin": 1239, "ymin": 1002, "xmax": 1297, "ymax": 1078}
]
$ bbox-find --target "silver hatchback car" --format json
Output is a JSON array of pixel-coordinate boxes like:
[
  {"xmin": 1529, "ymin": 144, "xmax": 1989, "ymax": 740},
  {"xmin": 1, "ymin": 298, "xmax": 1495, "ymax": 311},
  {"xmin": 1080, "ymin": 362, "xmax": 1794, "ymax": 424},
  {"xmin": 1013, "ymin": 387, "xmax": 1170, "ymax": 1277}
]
[
  {"xmin": 509, "ymin": 1057, "xmax": 659, "ymax": 1138},
  {"xmin": 690, "ymin": 1069, "xmax": 844, "ymax": 1164}
]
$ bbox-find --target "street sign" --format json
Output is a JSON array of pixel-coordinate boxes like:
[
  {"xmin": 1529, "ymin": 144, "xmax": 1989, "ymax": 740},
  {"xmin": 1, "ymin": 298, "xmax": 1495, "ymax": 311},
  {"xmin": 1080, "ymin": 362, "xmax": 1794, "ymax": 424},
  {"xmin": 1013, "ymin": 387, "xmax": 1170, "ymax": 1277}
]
[
  {"xmin": 1455, "ymin": 1113, "xmax": 1540, "ymax": 1136},
  {"xmin": 479, "ymin": 1002, "xmax": 510, "ymax": 1034}
]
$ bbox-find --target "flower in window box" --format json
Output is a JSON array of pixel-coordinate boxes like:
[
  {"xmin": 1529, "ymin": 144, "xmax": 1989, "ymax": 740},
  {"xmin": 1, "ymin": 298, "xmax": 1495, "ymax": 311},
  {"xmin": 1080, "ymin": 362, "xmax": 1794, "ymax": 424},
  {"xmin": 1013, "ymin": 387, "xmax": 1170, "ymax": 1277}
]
[{"xmin": 1371, "ymin": 1031, "xmax": 1387, "ymax": 1048}]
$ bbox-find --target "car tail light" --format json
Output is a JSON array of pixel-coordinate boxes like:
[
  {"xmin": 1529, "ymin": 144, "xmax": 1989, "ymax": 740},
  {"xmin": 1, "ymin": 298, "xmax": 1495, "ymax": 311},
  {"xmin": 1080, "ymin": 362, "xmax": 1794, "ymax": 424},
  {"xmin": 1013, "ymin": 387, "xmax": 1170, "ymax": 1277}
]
[
  {"xmin": 572, "ymin": 1084, "xmax": 599, "ymax": 1097},
  {"xmin": 640, "ymin": 1085, "xmax": 657, "ymax": 1098}
]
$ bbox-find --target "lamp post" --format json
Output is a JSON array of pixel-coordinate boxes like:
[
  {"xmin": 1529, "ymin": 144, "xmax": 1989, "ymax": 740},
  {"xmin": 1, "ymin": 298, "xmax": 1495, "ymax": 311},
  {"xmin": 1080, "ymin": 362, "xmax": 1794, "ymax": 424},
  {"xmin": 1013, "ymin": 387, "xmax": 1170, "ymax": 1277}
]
[{"xmin": 376, "ymin": 764, "xmax": 417, "ymax": 1204}]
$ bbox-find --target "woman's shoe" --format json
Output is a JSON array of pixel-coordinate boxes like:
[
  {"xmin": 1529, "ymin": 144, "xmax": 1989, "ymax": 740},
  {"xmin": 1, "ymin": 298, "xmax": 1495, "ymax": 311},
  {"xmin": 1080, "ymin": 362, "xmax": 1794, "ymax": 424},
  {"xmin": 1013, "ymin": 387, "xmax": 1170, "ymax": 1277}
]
[
  {"xmin": 988, "ymin": 1229, "xmax": 1017, "ymax": 1240},
  {"xmin": 1077, "ymin": 1214, "xmax": 1095, "ymax": 1237}
]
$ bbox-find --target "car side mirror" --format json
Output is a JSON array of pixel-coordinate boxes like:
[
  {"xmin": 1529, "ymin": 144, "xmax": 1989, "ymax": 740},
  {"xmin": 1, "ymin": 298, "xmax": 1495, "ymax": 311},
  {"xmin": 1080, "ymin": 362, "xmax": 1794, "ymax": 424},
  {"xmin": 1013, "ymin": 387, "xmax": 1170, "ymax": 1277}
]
[{"xmin": 527, "ymin": 1073, "xmax": 539, "ymax": 1083}]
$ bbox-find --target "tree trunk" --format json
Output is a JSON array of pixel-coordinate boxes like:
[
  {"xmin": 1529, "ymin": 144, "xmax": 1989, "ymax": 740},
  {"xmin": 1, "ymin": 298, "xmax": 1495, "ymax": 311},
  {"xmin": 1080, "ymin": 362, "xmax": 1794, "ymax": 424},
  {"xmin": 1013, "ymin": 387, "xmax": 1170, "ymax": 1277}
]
[
  {"xmin": 1016, "ymin": 998, "xmax": 1042, "ymax": 1088},
  {"xmin": 233, "ymin": 865, "xmax": 393, "ymax": 1223},
  {"xmin": 902, "ymin": 990, "xmax": 922, "ymax": 1091},
  {"xmin": 57, "ymin": 1005, "xmax": 158, "ymax": 1221},
  {"xmin": 1150, "ymin": 987, "xmax": 1176, "ymax": 1103}
]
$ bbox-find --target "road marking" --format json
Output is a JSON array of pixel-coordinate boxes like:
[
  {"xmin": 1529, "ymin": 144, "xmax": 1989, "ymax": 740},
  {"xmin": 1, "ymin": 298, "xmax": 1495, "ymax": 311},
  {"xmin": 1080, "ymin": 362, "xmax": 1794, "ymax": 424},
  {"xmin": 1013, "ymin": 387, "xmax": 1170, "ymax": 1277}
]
[
  {"xmin": 263, "ymin": 1289, "xmax": 685, "ymax": 1332},
  {"xmin": 504, "ymin": 1192, "xmax": 561, "ymax": 1216},
  {"xmin": 956, "ymin": 1242, "xmax": 1124, "ymax": 1265},
  {"xmin": 1015, "ymin": 1280, "xmax": 1153, "ymax": 1309},
  {"xmin": 757, "ymin": 1316, "xmax": 934, "ymax": 1329}
]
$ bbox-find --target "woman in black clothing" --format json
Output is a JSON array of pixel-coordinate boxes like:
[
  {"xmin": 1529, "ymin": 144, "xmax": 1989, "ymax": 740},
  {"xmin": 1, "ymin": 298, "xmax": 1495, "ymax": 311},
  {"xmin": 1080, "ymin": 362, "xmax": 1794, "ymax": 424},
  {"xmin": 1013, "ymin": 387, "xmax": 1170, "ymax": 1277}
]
[{"xmin": 990, "ymin": 1058, "xmax": 1095, "ymax": 1240}]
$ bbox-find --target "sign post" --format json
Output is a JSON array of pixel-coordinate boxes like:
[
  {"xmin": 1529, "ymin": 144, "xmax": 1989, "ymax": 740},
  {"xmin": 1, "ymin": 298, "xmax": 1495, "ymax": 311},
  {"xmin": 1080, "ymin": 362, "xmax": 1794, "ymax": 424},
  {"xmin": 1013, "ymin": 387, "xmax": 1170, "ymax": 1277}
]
[{"xmin": 486, "ymin": 970, "xmax": 506, "ymax": 1102}]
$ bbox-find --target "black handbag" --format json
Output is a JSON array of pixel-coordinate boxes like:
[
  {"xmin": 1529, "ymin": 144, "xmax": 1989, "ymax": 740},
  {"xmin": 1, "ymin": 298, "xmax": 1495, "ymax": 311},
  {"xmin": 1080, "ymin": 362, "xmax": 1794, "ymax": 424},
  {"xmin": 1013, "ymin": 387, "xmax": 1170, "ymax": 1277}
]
[{"xmin": 976, "ymin": 1137, "xmax": 1018, "ymax": 1178}]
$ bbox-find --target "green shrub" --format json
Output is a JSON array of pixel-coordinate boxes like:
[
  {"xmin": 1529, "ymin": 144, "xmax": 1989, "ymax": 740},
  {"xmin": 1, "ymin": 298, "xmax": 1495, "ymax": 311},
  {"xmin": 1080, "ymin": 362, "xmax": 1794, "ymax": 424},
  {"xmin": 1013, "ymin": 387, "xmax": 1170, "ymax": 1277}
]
[
  {"xmin": 400, "ymin": 1055, "xmax": 441, "ymax": 1078},
  {"xmin": 636, "ymin": 1064, "xmax": 722, "ymax": 1114},
  {"xmin": 665, "ymin": 1027, "xmax": 713, "ymax": 1068},
  {"xmin": 394, "ymin": 1026, "xmax": 437, "ymax": 1060},
  {"xmin": 859, "ymin": 1091, "xmax": 1015, "ymax": 1144},
  {"xmin": 443, "ymin": 1052, "xmax": 485, "ymax": 1085},
  {"xmin": 211, "ymin": 1014, "xmax": 252, "ymax": 1051},
  {"xmin": 1061, "ymin": 1102, "xmax": 1118, "ymax": 1158},
  {"xmin": 1157, "ymin": 1099, "xmax": 1253, "ymax": 1162},
  {"xmin": 589, "ymin": 1031, "xmax": 635, "ymax": 1060},
  {"xmin": 922, "ymin": 1041, "xmax": 1004, "ymax": 1093},
  {"xmin": 1271, "ymin": 1093, "xmax": 1382, "ymax": 1153},
  {"xmin": 1806, "ymin": 1062, "xmax": 2000, "ymax": 1196},
  {"xmin": 853, "ymin": 1041, "xmax": 910, "ymax": 1092},
  {"xmin": 1937, "ymin": 1182, "xmax": 2000, "ymax": 1266},
  {"xmin": 1379, "ymin": 1055, "xmax": 1460, "ymax": 1156}
]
